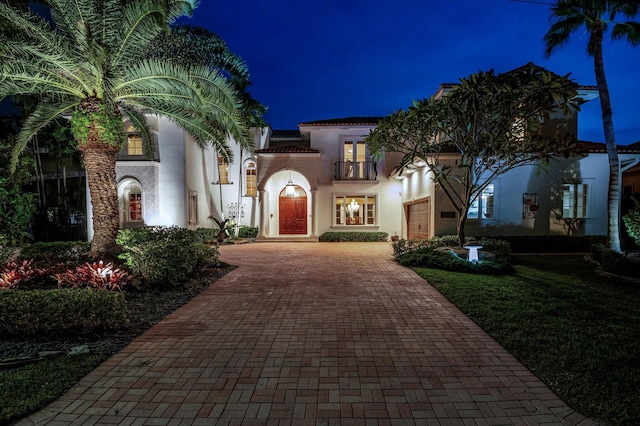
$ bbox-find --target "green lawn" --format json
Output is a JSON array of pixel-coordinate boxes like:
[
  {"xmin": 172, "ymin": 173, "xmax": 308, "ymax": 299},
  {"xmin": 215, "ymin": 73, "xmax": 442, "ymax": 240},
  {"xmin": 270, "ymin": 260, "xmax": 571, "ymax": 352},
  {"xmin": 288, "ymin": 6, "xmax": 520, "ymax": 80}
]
[{"xmin": 413, "ymin": 255, "xmax": 640, "ymax": 426}]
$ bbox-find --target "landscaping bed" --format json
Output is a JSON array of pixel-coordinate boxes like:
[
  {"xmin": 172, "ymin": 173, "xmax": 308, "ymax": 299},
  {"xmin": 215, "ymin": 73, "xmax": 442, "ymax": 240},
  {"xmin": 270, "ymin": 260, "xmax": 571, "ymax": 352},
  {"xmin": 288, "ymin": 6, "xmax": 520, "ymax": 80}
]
[{"xmin": 0, "ymin": 263, "xmax": 234, "ymax": 425}]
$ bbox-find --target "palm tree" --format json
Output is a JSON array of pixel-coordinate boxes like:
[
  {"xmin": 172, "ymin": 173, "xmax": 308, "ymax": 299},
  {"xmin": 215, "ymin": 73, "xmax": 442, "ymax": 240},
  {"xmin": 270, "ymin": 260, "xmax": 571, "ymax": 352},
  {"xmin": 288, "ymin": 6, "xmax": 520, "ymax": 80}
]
[
  {"xmin": 0, "ymin": 0, "xmax": 249, "ymax": 257},
  {"xmin": 544, "ymin": 0, "xmax": 640, "ymax": 252}
]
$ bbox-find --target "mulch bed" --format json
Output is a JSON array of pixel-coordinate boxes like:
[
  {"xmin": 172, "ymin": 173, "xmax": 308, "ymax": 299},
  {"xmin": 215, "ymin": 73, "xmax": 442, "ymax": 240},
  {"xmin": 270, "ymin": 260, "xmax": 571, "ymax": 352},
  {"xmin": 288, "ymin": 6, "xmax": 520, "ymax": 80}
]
[{"xmin": 0, "ymin": 264, "xmax": 236, "ymax": 363}]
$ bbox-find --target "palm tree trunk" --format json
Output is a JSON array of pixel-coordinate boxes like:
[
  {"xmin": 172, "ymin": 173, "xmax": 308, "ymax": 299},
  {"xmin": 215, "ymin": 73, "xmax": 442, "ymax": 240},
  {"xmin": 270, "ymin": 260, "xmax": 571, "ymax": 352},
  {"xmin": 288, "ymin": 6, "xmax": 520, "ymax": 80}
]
[
  {"xmin": 593, "ymin": 38, "xmax": 622, "ymax": 252},
  {"xmin": 80, "ymin": 140, "xmax": 120, "ymax": 258}
]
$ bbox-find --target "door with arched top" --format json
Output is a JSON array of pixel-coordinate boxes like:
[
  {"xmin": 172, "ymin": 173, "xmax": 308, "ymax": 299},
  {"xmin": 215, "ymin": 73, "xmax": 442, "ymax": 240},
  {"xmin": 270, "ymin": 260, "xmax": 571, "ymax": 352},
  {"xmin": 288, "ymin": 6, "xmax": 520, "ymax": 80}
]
[{"xmin": 279, "ymin": 185, "xmax": 307, "ymax": 234}]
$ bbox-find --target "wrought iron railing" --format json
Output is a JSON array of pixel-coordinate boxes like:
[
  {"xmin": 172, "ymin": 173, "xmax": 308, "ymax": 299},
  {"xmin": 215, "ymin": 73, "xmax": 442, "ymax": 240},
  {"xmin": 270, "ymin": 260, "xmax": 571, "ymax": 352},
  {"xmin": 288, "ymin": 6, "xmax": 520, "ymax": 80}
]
[{"xmin": 333, "ymin": 161, "xmax": 377, "ymax": 181}]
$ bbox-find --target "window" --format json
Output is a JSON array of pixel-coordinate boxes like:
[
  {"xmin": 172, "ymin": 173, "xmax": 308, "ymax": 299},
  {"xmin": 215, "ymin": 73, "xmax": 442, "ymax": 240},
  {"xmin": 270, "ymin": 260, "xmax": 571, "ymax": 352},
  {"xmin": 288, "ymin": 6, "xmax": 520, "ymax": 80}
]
[
  {"xmin": 563, "ymin": 183, "xmax": 589, "ymax": 219},
  {"xmin": 335, "ymin": 195, "xmax": 376, "ymax": 225},
  {"xmin": 126, "ymin": 126, "xmax": 143, "ymax": 156},
  {"xmin": 468, "ymin": 184, "xmax": 494, "ymax": 219},
  {"xmin": 342, "ymin": 139, "xmax": 369, "ymax": 179},
  {"xmin": 188, "ymin": 191, "xmax": 198, "ymax": 224},
  {"xmin": 245, "ymin": 161, "xmax": 257, "ymax": 196},
  {"xmin": 128, "ymin": 193, "xmax": 142, "ymax": 221},
  {"xmin": 217, "ymin": 156, "xmax": 230, "ymax": 184}
]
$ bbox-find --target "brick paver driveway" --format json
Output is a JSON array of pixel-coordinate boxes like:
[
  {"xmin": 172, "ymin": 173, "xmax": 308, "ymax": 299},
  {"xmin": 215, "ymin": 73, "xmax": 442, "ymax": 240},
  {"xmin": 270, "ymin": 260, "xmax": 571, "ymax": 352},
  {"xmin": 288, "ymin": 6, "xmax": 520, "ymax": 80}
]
[{"xmin": 19, "ymin": 242, "xmax": 597, "ymax": 425}]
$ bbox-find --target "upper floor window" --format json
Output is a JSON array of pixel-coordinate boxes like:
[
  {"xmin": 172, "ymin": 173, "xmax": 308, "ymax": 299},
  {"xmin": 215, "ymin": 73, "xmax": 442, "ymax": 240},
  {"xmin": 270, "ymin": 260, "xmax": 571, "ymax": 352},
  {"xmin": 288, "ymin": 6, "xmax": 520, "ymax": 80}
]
[
  {"xmin": 563, "ymin": 183, "xmax": 589, "ymax": 219},
  {"xmin": 468, "ymin": 183, "xmax": 495, "ymax": 219},
  {"xmin": 218, "ymin": 156, "xmax": 230, "ymax": 184},
  {"xmin": 245, "ymin": 161, "xmax": 257, "ymax": 197},
  {"xmin": 126, "ymin": 125, "xmax": 143, "ymax": 156},
  {"xmin": 335, "ymin": 195, "xmax": 376, "ymax": 225},
  {"xmin": 336, "ymin": 138, "xmax": 376, "ymax": 180}
]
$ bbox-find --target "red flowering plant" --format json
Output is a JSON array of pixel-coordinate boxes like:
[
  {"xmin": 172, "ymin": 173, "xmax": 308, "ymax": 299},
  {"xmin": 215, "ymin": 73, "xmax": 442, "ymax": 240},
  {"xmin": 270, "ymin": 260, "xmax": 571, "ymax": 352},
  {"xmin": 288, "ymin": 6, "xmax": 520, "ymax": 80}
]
[
  {"xmin": 52, "ymin": 260, "xmax": 130, "ymax": 292},
  {"xmin": 0, "ymin": 259, "xmax": 49, "ymax": 290}
]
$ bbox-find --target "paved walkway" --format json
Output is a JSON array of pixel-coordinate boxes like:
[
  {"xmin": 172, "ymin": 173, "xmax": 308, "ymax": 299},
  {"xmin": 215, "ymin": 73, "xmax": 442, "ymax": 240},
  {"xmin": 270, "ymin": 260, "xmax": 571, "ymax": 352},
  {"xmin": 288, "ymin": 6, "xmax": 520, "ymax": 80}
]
[{"xmin": 19, "ymin": 243, "xmax": 597, "ymax": 425}]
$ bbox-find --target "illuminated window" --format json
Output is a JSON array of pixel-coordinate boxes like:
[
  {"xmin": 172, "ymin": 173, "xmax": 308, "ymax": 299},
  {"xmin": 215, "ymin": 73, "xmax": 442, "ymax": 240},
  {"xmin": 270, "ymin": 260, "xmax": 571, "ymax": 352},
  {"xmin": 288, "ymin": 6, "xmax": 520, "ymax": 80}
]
[
  {"xmin": 188, "ymin": 191, "xmax": 198, "ymax": 224},
  {"xmin": 128, "ymin": 193, "xmax": 142, "ymax": 221},
  {"xmin": 335, "ymin": 195, "xmax": 376, "ymax": 225},
  {"xmin": 126, "ymin": 125, "xmax": 143, "ymax": 155},
  {"xmin": 468, "ymin": 184, "xmax": 495, "ymax": 219},
  {"xmin": 245, "ymin": 161, "xmax": 257, "ymax": 196},
  {"xmin": 563, "ymin": 183, "xmax": 589, "ymax": 219},
  {"xmin": 342, "ymin": 139, "xmax": 368, "ymax": 178},
  {"xmin": 218, "ymin": 156, "xmax": 230, "ymax": 184}
]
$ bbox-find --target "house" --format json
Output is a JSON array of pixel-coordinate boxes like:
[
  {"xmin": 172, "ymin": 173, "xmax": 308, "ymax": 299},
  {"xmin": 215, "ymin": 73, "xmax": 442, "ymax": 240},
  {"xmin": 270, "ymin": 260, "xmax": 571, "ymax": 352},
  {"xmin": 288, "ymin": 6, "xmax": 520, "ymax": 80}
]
[{"xmin": 83, "ymin": 66, "xmax": 640, "ymax": 244}]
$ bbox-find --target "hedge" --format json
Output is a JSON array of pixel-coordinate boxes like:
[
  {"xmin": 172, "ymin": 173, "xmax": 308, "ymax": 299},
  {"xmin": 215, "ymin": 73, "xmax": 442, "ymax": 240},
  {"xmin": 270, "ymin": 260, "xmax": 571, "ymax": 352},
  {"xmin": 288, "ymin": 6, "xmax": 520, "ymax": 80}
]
[
  {"xmin": 319, "ymin": 232, "xmax": 388, "ymax": 242},
  {"xmin": 0, "ymin": 289, "xmax": 127, "ymax": 338}
]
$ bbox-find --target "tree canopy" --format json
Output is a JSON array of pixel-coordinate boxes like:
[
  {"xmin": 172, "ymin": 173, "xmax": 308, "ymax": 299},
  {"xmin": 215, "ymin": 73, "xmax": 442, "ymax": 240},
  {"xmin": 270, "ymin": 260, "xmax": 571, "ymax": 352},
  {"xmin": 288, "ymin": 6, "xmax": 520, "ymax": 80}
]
[
  {"xmin": 544, "ymin": 0, "xmax": 640, "ymax": 252},
  {"xmin": 367, "ymin": 63, "xmax": 581, "ymax": 246},
  {"xmin": 0, "ymin": 0, "xmax": 255, "ymax": 256}
]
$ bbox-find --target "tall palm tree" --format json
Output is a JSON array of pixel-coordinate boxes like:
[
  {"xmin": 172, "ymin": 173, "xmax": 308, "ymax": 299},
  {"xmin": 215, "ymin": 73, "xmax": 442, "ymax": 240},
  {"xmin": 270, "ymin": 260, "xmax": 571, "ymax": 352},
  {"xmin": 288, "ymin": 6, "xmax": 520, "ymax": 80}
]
[
  {"xmin": 0, "ymin": 0, "xmax": 249, "ymax": 257},
  {"xmin": 544, "ymin": 0, "xmax": 640, "ymax": 252}
]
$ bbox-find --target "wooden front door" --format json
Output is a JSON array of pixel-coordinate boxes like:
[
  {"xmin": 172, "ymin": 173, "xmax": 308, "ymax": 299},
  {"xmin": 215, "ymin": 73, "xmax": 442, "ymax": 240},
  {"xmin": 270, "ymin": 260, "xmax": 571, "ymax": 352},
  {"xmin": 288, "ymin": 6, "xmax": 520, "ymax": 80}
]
[
  {"xmin": 407, "ymin": 199, "xmax": 430, "ymax": 240},
  {"xmin": 279, "ymin": 194, "xmax": 307, "ymax": 234}
]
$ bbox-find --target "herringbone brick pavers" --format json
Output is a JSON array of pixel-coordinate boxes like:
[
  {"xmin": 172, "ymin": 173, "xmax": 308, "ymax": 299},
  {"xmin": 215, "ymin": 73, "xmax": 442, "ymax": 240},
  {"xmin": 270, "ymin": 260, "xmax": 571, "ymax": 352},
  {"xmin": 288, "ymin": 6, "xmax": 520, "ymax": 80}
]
[{"xmin": 17, "ymin": 243, "xmax": 598, "ymax": 425}]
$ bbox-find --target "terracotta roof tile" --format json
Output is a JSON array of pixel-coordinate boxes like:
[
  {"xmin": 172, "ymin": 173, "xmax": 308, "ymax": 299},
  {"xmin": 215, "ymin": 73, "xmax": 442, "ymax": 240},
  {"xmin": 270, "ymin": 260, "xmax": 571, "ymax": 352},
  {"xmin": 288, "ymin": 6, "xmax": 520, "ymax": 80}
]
[
  {"xmin": 271, "ymin": 129, "xmax": 301, "ymax": 139},
  {"xmin": 577, "ymin": 141, "xmax": 640, "ymax": 153},
  {"xmin": 255, "ymin": 145, "xmax": 319, "ymax": 154},
  {"xmin": 299, "ymin": 116, "xmax": 383, "ymax": 126}
]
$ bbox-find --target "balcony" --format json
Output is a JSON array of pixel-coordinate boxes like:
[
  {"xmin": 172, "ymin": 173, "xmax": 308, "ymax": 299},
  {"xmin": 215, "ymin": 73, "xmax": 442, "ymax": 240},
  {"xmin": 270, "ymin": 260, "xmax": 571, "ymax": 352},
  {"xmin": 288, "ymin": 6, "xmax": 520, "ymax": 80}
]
[{"xmin": 333, "ymin": 161, "xmax": 377, "ymax": 181}]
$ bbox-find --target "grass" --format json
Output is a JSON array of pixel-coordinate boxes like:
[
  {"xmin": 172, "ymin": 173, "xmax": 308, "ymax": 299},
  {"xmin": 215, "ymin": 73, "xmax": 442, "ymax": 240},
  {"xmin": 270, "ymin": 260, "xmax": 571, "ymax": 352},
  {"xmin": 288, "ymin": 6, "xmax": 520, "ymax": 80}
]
[
  {"xmin": 0, "ymin": 354, "xmax": 107, "ymax": 424},
  {"xmin": 413, "ymin": 255, "xmax": 640, "ymax": 426}
]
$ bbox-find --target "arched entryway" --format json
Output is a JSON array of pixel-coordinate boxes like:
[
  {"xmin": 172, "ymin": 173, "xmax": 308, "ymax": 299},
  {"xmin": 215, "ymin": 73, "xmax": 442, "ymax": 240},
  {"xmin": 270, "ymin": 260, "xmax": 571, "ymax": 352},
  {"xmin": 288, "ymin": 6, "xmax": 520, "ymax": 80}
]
[
  {"xmin": 279, "ymin": 185, "xmax": 307, "ymax": 234},
  {"xmin": 117, "ymin": 178, "xmax": 144, "ymax": 229}
]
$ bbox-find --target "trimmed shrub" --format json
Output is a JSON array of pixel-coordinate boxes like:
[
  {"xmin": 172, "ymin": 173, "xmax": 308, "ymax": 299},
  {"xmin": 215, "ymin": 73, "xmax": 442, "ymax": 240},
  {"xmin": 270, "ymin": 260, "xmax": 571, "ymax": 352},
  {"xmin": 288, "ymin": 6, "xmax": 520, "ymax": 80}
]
[
  {"xmin": 0, "ymin": 288, "xmax": 127, "ymax": 338},
  {"xmin": 392, "ymin": 235, "xmax": 510, "ymax": 257},
  {"xmin": 319, "ymin": 232, "xmax": 388, "ymax": 242},
  {"xmin": 193, "ymin": 227, "xmax": 218, "ymax": 243},
  {"xmin": 116, "ymin": 226, "xmax": 220, "ymax": 285},
  {"xmin": 481, "ymin": 235, "xmax": 605, "ymax": 253},
  {"xmin": 238, "ymin": 226, "xmax": 258, "ymax": 238},
  {"xmin": 591, "ymin": 243, "xmax": 640, "ymax": 278},
  {"xmin": 19, "ymin": 241, "xmax": 89, "ymax": 263},
  {"xmin": 623, "ymin": 197, "xmax": 640, "ymax": 246},
  {"xmin": 396, "ymin": 247, "xmax": 512, "ymax": 274}
]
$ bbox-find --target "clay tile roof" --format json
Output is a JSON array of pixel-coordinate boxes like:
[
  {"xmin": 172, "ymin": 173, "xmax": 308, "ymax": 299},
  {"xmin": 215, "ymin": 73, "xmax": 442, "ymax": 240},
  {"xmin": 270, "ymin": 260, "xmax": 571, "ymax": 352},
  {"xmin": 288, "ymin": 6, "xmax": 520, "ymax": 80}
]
[
  {"xmin": 577, "ymin": 141, "xmax": 640, "ymax": 153},
  {"xmin": 299, "ymin": 116, "xmax": 383, "ymax": 126},
  {"xmin": 254, "ymin": 145, "xmax": 320, "ymax": 154},
  {"xmin": 271, "ymin": 129, "xmax": 301, "ymax": 139}
]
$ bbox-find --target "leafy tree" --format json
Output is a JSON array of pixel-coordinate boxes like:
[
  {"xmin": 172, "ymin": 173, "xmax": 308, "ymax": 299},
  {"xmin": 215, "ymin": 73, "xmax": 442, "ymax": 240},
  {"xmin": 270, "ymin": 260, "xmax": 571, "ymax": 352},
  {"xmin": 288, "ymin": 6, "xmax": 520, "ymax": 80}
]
[
  {"xmin": 0, "ymin": 0, "xmax": 249, "ymax": 257},
  {"xmin": 367, "ymin": 64, "xmax": 580, "ymax": 246},
  {"xmin": 544, "ymin": 0, "xmax": 640, "ymax": 252},
  {"xmin": 0, "ymin": 135, "xmax": 37, "ymax": 246}
]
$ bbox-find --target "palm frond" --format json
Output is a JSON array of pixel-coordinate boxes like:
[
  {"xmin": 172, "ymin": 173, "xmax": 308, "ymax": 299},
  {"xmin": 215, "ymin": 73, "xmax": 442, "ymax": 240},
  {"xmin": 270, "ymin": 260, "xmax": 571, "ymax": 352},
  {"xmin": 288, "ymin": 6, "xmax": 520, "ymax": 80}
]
[
  {"xmin": 11, "ymin": 99, "xmax": 78, "ymax": 172},
  {"xmin": 611, "ymin": 21, "xmax": 640, "ymax": 44}
]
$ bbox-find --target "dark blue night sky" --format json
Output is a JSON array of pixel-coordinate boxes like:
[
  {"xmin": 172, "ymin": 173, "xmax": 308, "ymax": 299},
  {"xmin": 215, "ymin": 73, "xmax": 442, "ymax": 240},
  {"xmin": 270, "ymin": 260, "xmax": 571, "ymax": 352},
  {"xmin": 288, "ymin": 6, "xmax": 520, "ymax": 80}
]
[{"xmin": 183, "ymin": 0, "xmax": 640, "ymax": 145}]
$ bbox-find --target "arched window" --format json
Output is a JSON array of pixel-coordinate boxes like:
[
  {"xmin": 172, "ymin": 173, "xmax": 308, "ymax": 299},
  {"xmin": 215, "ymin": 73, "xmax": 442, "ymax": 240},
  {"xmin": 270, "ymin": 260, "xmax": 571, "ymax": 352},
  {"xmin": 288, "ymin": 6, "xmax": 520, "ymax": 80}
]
[
  {"xmin": 245, "ymin": 161, "xmax": 257, "ymax": 197},
  {"xmin": 120, "ymin": 180, "xmax": 143, "ymax": 225}
]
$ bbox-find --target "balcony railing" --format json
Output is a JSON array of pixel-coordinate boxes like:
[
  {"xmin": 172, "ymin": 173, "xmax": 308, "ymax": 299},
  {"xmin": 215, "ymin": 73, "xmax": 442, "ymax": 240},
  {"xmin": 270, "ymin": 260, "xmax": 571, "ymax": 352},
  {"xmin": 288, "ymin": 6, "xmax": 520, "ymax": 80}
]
[{"xmin": 334, "ymin": 161, "xmax": 377, "ymax": 181}]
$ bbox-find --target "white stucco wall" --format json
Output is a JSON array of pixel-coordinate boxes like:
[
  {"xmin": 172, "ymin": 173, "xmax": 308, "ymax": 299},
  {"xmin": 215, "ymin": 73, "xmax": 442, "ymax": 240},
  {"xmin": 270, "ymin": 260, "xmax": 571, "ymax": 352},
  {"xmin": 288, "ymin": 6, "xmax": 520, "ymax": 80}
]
[
  {"xmin": 397, "ymin": 152, "xmax": 630, "ymax": 238},
  {"xmin": 157, "ymin": 118, "xmax": 186, "ymax": 227}
]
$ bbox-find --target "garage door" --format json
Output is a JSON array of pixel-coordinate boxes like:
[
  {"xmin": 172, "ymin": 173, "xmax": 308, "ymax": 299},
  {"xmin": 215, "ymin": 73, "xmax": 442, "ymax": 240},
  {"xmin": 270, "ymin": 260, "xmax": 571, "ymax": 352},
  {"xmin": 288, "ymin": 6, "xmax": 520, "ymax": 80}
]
[{"xmin": 407, "ymin": 200, "xmax": 430, "ymax": 240}]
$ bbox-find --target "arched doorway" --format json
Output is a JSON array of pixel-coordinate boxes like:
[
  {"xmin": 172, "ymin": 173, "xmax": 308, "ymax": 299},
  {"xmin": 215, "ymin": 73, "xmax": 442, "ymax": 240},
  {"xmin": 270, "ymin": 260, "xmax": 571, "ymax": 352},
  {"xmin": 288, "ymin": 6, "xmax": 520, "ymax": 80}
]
[{"xmin": 279, "ymin": 185, "xmax": 307, "ymax": 234}]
